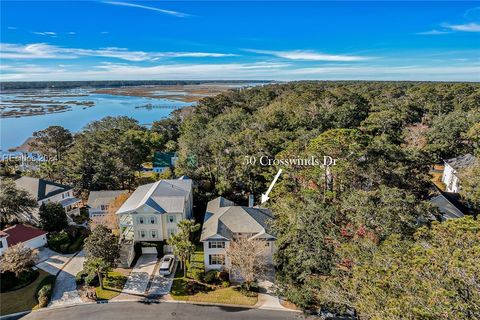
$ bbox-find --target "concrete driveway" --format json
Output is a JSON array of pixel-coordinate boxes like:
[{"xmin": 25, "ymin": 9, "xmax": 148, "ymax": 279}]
[
  {"xmin": 35, "ymin": 247, "xmax": 73, "ymax": 275},
  {"xmin": 147, "ymin": 260, "xmax": 177, "ymax": 297},
  {"xmin": 49, "ymin": 250, "xmax": 85, "ymax": 307},
  {"xmin": 122, "ymin": 254, "xmax": 158, "ymax": 295}
]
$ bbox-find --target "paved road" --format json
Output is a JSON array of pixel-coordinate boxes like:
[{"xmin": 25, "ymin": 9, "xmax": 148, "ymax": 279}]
[
  {"xmin": 122, "ymin": 254, "xmax": 158, "ymax": 295},
  {"xmin": 20, "ymin": 301, "xmax": 306, "ymax": 320},
  {"xmin": 49, "ymin": 251, "xmax": 85, "ymax": 307}
]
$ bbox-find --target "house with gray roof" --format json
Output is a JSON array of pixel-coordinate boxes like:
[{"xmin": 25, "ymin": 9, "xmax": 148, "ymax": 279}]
[
  {"xmin": 14, "ymin": 176, "xmax": 81, "ymax": 222},
  {"xmin": 116, "ymin": 178, "xmax": 193, "ymax": 267},
  {"xmin": 87, "ymin": 190, "xmax": 128, "ymax": 218},
  {"xmin": 200, "ymin": 196, "xmax": 275, "ymax": 272},
  {"xmin": 442, "ymin": 153, "xmax": 477, "ymax": 193}
]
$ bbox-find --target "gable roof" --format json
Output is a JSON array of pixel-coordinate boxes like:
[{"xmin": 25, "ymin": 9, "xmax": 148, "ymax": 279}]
[
  {"xmin": 116, "ymin": 179, "xmax": 192, "ymax": 215},
  {"xmin": 15, "ymin": 176, "xmax": 72, "ymax": 201},
  {"xmin": 200, "ymin": 196, "xmax": 275, "ymax": 241},
  {"xmin": 153, "ymin": 152, "xmax": 176, "ymax": 168},
  {"xmin": 2, "ymin": 224, "xmax": 47, "ymax": 246},
  {"xmin": 87, "ymin": 190, "xmax": 128, "ymax": 209},
  {"xmin": 444, "ymin": 153, "xmax": 476, "ymax": 172}
]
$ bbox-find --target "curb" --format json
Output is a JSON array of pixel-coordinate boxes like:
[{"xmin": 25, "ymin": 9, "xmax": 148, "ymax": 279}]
[
  {"xmin": 15, "ymin": 295, "xmax": 301, "ymax": 317},
  {"xmin": 0, "ymin": 311, "xmax": 30, "ymax": 320}
]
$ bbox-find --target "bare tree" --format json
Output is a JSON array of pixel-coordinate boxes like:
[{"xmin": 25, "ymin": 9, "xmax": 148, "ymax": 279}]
[
  {"xmin": 226, "ymin": 237, "xmax": 268, "ymax": 289},
  {"xmin": 0, "ymin": 243, "xmax": 38, "ymax": 277}
]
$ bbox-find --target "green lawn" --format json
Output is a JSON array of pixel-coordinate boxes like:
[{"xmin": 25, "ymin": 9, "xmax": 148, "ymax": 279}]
[
  {"xmin": 95, "ymin": 271, "xmax": 128, "ymax": 300},
  {"xmin": 171, "ymin": 277, "xmax": 257, "ymax": 306},
  {"xmin": 0, "ymin": 270, "xmax": 51, "ymax": 316}
]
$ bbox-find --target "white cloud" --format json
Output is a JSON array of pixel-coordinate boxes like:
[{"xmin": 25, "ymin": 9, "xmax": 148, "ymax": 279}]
[
  {"xmin": 444, "ymin": 23, "xmax": 480, "ymax": 32},
  {"xmin": 68, "ymin": 32, "xmax": 76, "ymax": 35},
  {"xmin": 0, "ymin": 43, "xmax": 237, "ymax": 61},
  {"xmin": 32, "ymin": 31, "xmax": 57, "ymax": 37},
  {"xmin": 103, "ymin": 1, "xmax": 190, "ymax": 18},
  {"xmin": 7, "ymin": 27, "xmax": 17, "ymax": 30},
  {"xmin": 245, "ymin": 49, "xmax": 372, "ymax": 61},
  {"xmin": 416, "ymin": 29, "xmax": 450, "ymax": 35},
  {"xmin": 2, "ymin": 61, "xmax": 479, "ymax": 82}
]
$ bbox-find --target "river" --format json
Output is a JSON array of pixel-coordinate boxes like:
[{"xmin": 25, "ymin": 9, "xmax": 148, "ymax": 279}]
[{"xmin": 0, "ymin": 89, "xmax": 193, "ymax": 153}]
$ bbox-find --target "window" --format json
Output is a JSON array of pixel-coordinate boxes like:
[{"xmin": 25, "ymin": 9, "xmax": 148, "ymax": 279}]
[
  {"xmin": 150, "ymin": 216, "xmax": 156, "ymax": 224},
  {"xmin": 138, "ymin": 216, "xmax": 145, "ymax": 224},
  {"xmin": 151, "ymin": 230, "xmax": 157, "ymax": 239},
  {"xmin": 265, "ymin": 241, "xmax": 270, "ymax": 247},
  {"xmin": 168, "ymin": 215, "xmax": 176, "ymax": 223},
  {"xmin": 139, "ymin": 230, "xmax": 146, "ymax": 239},
  {"xmin": 0, "ymin": 241, "xmax": 3, "ymax": 248},
  {"xmin": 209, "ymin": 254, "xmax": 225, "ymax": 265},
  {"xmin": 208, "ymin": 241, "xmax": 225, "ymax": 249},
  {"xmin": 167, "ymin": 228, "xmax": 176, "ymax": 238},
  {"xmin": 101, "ymin": 204, "xmax": 109, "ymax": 211}
]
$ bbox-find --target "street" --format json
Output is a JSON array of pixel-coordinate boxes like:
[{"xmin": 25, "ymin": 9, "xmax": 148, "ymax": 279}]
[{"xmin": 19, "ymin": 301, "xmax": 306, "ymax": 320}]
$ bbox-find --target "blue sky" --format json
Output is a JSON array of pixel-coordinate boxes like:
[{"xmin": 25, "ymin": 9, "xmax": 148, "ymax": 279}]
[{"xmin": 1, "ymin": 1, "xmax": 479, "ymax": 81}]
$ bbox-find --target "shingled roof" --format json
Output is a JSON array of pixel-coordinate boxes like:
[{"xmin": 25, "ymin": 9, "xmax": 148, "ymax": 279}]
[
  {"xmin": 15, "ymin": 176, "xmax": 72, "ymax": 201},
  {"xmin": 116, "ymin": 179, "xmax": 192, "ymax": 215},
  {"xmin": 2, "ymin": 224, "xmax": 47, "ymax": 246},
  {"xmin": 87, "ymin": 190, "xmax": 128, "ymax": 209},
  {"xmin": 444, "ymin": 153, "xmax": 476, "ymax": 172},
  {"xmin": 200, "ymin": 196, "xmax": 275, "ymax": 241}
]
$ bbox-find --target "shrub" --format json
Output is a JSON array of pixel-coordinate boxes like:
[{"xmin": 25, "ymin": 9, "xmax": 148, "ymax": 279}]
[
  {"xmin": 241, "ymin": 281, "xmax": 259, "ymax": 292},
  {"xmin": 204, "ymin": 270, "xmax": 218, "ymax": 284},
  {"xmin": 221, "ymin": 280, "xmax": 230, "ymax": 288},
  {"xmin": 35, "ymin": 275, "xmax": 56, "ymax": 308},
  {"xmin": 0, "ymin": 269, "xmax": 39, "ymax": 292},
  {"xmin": 48, "ymin": 231, "xmax": 69, "ymax": 252},
  {"xmin": 84, "ymin": 273, "xmax": 99, "ymax": 287},
  {"xmin": 68, "ymin": 235, "xmax": 85, "ymax": 253},
  {"xmin": 185, "ymin": 280, "xmax": 211, "ymax": 295},
  {"xmin": 218, "ymin": 270, "xmax": 229, "ymax": 282},
  {"xmin": 37, "ymin": 285, "xmax": 52, "ymax": 307},
  {"xmin": 76, "ymin": 271, "xmax": 87, "ymax": 285},
  {"xmin": 192, "ymin": 269, "xmax": 204, "ymax": 282}
]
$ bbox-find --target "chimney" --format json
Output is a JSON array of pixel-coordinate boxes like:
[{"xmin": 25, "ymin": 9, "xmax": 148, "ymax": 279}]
[{"xmin": 248, "ymin": 194, "xmax": 254, "ymax": 208}]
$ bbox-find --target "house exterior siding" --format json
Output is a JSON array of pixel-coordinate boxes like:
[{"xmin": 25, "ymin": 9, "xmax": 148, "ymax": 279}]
[
  {"xmin": 203, "ymin": 239, "xmax": 275, "ymax": 271},
  {"xmin": 0, "ymin": 237, "xmax": 8, "ymax": 255},
  {"xmin": 442, "ymin": 163, "xmax": 460, "ymax": 193}
]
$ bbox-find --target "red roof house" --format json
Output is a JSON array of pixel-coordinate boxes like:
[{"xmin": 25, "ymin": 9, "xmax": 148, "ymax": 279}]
[{"xmin": 1, "ymin": 225, "xmax": 47, "ymax": 252}]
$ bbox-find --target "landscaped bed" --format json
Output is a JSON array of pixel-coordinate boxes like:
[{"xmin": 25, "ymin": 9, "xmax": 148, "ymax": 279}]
[{"xmin": 0, "ymin": 270, "xmax": 51, "ymax": 316}]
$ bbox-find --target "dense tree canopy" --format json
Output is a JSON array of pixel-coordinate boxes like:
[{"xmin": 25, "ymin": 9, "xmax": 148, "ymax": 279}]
[{"xmin": 173, "ymin": 81, "xmax": 479, "ymax": 316}]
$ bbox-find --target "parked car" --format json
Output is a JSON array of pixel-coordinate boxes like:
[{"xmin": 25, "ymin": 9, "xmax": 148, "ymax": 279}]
[{"xmin": 159, "ymin": 254, "xmax": 175, "ymax": 276}]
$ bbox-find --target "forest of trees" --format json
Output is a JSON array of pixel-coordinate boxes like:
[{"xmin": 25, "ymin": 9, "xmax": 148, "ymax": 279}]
[
  {"xmin": 2, "ymin": 81, "xmax": 479, "ymax": 318},
  {"xmin": 173, "ymin": 81, "xmax": 480, "ymax": 318}
]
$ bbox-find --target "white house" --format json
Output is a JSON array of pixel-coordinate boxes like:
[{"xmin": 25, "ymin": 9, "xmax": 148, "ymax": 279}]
[
  {"xmin": 442, "ymin": 154, "xmax": 476, "ymax": 193},
  {"xmin": 15, "ymin": 177, "xmax": 82, "ymax": 222},
  {"xmin": 200, "ymin": 196, "xmax": 275, "ymax": 273},
  {"xmin": 0, "ymin": 224, "xmax": 47, "ymax": 256},
  {"xmin": 116, "ymin": 177, "xmax": 193, "ymax": 267},
  {"xmin": 87, "ymin": 190, "xmax": 128, "ymax": 218},
  {"xmin": 0, "ymin": 231, "xmax": 8, "ymax": 256}
]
